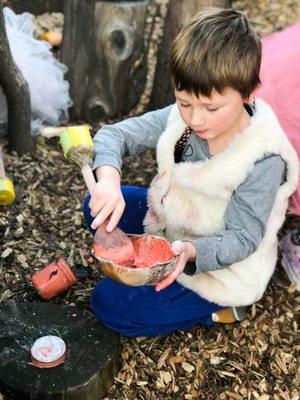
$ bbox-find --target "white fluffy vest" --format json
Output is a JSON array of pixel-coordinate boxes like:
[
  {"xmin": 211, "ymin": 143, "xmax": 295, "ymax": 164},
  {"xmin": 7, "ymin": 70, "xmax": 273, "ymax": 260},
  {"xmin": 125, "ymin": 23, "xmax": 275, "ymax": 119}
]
[{"xmin": 144, "ymin": 98, "xmax": 299, "ymax": 306}]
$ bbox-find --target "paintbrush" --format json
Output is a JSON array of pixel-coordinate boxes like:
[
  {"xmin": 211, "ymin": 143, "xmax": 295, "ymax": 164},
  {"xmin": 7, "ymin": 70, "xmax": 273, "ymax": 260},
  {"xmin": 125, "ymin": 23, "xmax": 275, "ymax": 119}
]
[
  {"xmin": 60, "ymin": 126, "xmax": 134, "ymax": 263},
  {"xmin": 60, "ymin": 126, "xmax": 96, "ymax": 193},
  {"xmin": 93, "ymin": 219, "xmax": 134, "ymax": 264}
]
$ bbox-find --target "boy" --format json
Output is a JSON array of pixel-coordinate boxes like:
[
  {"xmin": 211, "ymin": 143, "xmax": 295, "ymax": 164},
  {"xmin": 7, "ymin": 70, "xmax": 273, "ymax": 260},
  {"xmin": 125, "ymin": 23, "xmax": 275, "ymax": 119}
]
[{"xmin": 84, "ymin": 9, "xmax": 298, "ymax": 336}]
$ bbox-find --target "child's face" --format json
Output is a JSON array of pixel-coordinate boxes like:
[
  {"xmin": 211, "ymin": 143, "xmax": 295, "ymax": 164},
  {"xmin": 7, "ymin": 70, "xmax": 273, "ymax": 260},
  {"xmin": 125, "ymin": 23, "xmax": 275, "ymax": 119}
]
[{"xmin": 175, "ymin": 87, "xmax": 252, "ymax": 140}]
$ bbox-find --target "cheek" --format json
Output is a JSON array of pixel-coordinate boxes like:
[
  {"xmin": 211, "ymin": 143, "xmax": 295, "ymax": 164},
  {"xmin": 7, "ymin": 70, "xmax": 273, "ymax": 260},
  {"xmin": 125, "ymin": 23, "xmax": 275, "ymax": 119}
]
[
  {"xmin": 178, "ymin": 108, "xmax": 189, "ymax": 125},
  {"xmin": 208, "ymin": 113, "xmax": 225, "ymax": 131},
  {"xmin": 210, "ymin": 109, "xmax": 235, "ymax": 131}
]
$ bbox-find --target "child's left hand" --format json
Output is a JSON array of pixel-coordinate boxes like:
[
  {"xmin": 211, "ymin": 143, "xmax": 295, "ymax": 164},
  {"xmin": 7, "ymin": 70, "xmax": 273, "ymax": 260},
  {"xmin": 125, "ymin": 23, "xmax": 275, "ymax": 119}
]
[{"xmin": 155, "ymin": 241, "xmax": 196, "ymax": 292}]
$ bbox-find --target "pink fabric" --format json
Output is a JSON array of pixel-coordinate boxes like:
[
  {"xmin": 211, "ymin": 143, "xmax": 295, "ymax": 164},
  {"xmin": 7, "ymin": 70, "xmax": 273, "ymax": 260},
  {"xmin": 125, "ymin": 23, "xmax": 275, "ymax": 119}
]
[{"xmin": 257, "ymin": 23, "xmax": 300, "ymax": 215}]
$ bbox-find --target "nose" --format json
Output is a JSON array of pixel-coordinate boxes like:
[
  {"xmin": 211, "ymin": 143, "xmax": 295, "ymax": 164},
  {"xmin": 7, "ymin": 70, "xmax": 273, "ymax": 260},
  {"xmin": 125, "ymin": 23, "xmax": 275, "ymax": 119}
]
[{"xmin": 190, "ymin": 110, "xmax": 205, "ymax": 129}]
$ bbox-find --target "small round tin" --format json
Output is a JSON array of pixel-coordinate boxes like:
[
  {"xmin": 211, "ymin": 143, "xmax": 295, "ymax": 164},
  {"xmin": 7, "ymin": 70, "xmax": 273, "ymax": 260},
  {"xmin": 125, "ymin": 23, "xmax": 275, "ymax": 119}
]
[{"xmin": 30, "ymin": 335, "xmax": 66, "ymax": 368}]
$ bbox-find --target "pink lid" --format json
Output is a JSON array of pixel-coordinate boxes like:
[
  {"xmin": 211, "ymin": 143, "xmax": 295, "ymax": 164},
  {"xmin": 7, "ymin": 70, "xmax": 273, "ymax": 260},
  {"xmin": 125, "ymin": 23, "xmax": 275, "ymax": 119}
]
[{"xmin": 31, "ymin": 335, "xmax": 66, "ymax": 368}]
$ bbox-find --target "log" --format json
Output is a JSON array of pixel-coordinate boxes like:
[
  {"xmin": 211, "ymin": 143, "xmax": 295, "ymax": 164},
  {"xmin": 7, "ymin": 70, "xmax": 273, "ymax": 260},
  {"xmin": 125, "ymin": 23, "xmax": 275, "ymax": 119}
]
[
  {"xmin": 2, "ymin": 0, "xmax": 63, "ymax": 14},
  {"xmin": 0, "ymin": 301, "xmax": 120, "ymax": 400},
  {"xmin": 0, "ymin": 0, "xmax": 34, "ymax": 155},
  {"xmin": 150, "ymin": 0, "xmax": 232, "ymax": 109},
  {"xmin": 62, "ymin": 0, "xmax": 150, "ymax": 121}
]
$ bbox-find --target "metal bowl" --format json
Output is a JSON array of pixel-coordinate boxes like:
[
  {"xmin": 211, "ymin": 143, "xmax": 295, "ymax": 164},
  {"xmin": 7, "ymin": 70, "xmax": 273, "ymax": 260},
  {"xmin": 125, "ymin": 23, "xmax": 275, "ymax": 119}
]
[{"xmin": 91, "ymin": 235, "xmax": 177, "ymax": 286}]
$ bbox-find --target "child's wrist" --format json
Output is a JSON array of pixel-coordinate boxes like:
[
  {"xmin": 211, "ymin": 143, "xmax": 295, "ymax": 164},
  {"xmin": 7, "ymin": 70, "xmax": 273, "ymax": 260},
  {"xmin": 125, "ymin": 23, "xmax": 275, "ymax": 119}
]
[{"xmin": 183, "ymin": 241, "xmax": 196, "ymax": 261}]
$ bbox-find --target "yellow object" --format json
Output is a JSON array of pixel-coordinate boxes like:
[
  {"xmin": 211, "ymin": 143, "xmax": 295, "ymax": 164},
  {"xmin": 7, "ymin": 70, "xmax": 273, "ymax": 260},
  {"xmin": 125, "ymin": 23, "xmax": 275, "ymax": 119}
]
[
  {"xmin": 41, "ymin": 31, "xmax": 63, "ymax": 47},
  {"xmin": 60, "ymin": 126, "xmax": 95, "ymax": 169},
  {"xmin": 0, "ymin": 177, "xmax": 15, "ymax": 205},
  {"xmin": 60, "ymin": 126, "xmax": 94, "ymax": 156}
]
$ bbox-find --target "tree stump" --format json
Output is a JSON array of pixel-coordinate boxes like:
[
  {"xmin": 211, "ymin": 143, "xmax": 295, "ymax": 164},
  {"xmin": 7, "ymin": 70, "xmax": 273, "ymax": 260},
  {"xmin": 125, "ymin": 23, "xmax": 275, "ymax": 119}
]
[
  {"xmin": 0, "ymin": 301, "xmax": 120, "ymax": 400},
  {"xmin": 150, "ymin": 0, "xmax": 232, "ymax": 109},
  {"xmin": 62, "ymin": 0, "xmax": 151, "ymax": 121},
  {"xmin": 61, "ymin": 0, "xmax": 96, "ymax": 121},
  {"xmin": 0, "ymin": 0, "xmax": 34, "ymax": 155}
]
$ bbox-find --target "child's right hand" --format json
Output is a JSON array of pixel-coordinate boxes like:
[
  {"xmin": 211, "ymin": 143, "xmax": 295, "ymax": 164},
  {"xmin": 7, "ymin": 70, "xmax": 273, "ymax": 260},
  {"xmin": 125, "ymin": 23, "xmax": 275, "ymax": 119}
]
[{"xmin": 89, "ymin": 166, "xmax": 125, "ymax": 232}]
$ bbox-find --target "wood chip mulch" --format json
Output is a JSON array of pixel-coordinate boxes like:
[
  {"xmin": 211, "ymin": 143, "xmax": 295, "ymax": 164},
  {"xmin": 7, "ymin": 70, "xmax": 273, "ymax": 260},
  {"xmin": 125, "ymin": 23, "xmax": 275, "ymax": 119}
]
[{"xmin": 1, "ymin": 137, "xmax": 299, "ymax": 400}]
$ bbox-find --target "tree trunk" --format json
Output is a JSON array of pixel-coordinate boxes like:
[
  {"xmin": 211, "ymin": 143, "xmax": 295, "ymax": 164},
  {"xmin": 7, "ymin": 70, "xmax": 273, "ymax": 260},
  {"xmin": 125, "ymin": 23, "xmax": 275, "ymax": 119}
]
[
  {"xmin": 61, "ymin": 0, "xmax": 96, "ymax": 121},
  {"xmin": 0, "ymin": 1, "xmax": 34, "ymax": 154},
  {"xmin": 150, "ymin": 0, "xmax": 232, "ymax": 110},
  {"xmin": 62, "ymin": 0, "xmax": 150, "ymax": 121}
]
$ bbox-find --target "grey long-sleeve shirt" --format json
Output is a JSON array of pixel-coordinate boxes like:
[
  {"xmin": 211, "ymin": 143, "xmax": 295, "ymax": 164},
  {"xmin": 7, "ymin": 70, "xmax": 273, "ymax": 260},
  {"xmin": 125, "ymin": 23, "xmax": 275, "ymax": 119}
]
[{"xmin": 93, "ymin": 106, "xmax": 286, "ymax": 274}]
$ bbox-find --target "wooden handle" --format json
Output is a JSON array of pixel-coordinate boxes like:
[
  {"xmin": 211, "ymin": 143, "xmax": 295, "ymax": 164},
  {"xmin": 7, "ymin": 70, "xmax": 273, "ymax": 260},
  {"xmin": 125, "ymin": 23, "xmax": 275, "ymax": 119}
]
[{"xmin": 81, "ymin": 164, "xmax": 96, "ymax": 194}]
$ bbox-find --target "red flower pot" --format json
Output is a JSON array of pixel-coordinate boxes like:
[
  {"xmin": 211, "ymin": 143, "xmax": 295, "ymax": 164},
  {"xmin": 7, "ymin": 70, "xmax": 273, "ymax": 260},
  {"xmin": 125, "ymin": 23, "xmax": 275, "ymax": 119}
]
[{"xmin": 31, "ymin": 258, "xmax": 77, "ymax": 300}]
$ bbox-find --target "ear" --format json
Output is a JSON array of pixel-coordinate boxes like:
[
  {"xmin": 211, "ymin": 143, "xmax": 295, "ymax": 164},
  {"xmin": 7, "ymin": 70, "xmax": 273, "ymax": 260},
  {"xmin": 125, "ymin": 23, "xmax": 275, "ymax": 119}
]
[{"xmin": 244, "ymin": 87, "xmax": 259, "ymax": 104}]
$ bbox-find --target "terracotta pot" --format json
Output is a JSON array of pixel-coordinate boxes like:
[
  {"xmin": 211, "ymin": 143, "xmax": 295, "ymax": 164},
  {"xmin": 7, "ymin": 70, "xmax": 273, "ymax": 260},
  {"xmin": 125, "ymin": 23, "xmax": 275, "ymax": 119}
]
[{"xmin": 31, "ymin": 258, "xmax": 77, "ymax": 300}]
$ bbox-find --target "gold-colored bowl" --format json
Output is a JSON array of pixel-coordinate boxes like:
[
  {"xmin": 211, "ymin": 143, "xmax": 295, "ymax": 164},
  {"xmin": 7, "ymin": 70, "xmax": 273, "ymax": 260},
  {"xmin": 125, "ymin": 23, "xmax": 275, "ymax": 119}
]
[{"xmin": 92, "ymin": 235, "xmax": 177, "ymax": 286}]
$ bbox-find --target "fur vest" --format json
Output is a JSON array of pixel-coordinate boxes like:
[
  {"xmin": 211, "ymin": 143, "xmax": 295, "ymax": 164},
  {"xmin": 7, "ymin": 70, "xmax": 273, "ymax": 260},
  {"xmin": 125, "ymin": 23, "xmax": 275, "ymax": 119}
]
[{"xmin": 143, "ymin": 98, "xmax": 299, "ymax": 306}]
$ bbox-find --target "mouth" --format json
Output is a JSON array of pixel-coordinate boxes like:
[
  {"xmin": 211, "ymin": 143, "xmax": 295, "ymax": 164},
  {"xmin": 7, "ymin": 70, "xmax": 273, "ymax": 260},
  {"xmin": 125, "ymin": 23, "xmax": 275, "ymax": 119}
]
[{"xmin": 195, "ymin": 129, "xmax": 208, "ymax": 136}]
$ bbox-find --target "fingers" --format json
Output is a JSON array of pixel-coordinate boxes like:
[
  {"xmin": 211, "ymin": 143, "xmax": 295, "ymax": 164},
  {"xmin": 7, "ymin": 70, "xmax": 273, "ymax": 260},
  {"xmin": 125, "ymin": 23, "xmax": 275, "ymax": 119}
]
[
  {"xmin": 89, "ymin": 197, "xmax": 106, "ymax": 218},
  {"xmin": 91, "ymin": 197, "xmax": 125, "ymax": 231},
  {"xmin": 155, "ymin": 252, "xmax": 186, "ymax": 292},
  {"xmin": 171, "ymin": 240, "xmax": 186, "ymax": 256},
  {"xmin": 91, "ymin": 203, "xmax": 114, "ymax": 230},
  {"xmin": 88, "ymin": 178, "xmax": 121, "ymax": 218},
  {"xmin": 155, "ymin": 266, "xmax": 179, "ymax": 291},
  {"xmin": 89, "ymin": 179, "xmax": 125, "ymax": 230},
  {"xmin": 106, "ymin": 202, "xmax": 125, "ymax": 232},
  {"xmin": 155, "ymin": 273, "xmax": 176, "ymax": 292}
]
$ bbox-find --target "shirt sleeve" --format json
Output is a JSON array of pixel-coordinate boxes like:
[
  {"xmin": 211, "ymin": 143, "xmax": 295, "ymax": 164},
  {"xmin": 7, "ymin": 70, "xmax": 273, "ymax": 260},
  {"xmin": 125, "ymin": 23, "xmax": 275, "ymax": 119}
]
[
  {"xmin": 93, "ymin": 105, "xmax": 172, "ymax": 173},
  {"xmin": 190, "ymin": 154, "xmax": 286, "ymax": 274}
]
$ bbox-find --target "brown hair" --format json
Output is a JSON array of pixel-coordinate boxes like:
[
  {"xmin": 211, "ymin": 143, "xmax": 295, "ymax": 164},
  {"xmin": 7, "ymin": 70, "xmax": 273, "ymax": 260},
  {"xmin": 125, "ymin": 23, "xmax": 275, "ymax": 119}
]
[{"xmin": 170, "ymin": 9, "xmax": 261, "ymax": 99}]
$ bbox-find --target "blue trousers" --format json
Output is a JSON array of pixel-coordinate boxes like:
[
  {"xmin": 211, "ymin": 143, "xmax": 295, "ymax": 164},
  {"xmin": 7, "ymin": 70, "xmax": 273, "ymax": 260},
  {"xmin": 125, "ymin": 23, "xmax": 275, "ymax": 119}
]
[{"xmin": 83, "ymin": 186, "xmax": 222, "ymax": 337}]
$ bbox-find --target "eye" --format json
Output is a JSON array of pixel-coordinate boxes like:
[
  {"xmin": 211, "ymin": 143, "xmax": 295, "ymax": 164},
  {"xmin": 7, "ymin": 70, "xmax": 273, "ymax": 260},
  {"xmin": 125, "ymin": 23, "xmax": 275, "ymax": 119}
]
[
  {"xmin": 207, "ymin": 107, "xmax": 219, "ymax": 112},
  {"xmin": 180, "ymin": 103, "xmax": 190, "ymax": 108}
]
